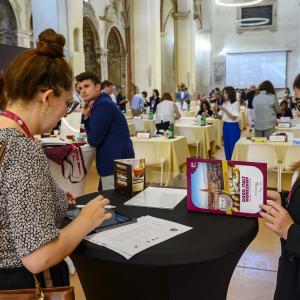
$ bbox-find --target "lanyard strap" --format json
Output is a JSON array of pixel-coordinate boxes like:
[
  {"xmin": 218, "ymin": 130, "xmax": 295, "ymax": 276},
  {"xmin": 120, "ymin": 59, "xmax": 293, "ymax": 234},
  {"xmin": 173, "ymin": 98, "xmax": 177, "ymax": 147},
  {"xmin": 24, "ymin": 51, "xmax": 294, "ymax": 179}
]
[{"xmin": 1, "ymin": 110, "xmax": 34, "ymax": 140}]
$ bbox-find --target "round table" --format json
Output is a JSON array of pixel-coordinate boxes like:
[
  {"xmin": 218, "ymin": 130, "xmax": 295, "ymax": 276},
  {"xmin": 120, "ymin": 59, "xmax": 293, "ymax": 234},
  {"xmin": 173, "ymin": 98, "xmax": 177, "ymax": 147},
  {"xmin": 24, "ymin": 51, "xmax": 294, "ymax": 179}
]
[{"xmin": 70, "ymin": 190, "xmax": 258, "ymax": 300}]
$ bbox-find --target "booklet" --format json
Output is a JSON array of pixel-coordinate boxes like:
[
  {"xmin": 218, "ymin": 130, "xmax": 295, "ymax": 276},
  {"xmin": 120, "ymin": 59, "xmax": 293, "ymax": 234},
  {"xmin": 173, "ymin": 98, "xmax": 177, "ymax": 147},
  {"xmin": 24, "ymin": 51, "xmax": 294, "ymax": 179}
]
[
  {"xmin": 187, "ymin": 158, "xmax": 267, "ymax": 218},
  {"xmin": 114, "ymin": 158, "xmax": 145, "ymax": 196}
]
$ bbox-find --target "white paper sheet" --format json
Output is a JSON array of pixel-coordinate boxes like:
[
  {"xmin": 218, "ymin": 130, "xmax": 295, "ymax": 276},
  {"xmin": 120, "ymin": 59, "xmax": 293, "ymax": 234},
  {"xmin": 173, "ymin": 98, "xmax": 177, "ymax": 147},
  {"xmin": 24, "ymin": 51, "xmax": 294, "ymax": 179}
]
[
  {"xmin": 124, "ymin": 187, "xmax": 187, "ymax": 209},
  {"xmin": 85, "ymin": 215, "xmax": 192, "ymax": 259},
  {"xmin": 40, "ymin": 137, "xmax": 71, "ymax": 146}
]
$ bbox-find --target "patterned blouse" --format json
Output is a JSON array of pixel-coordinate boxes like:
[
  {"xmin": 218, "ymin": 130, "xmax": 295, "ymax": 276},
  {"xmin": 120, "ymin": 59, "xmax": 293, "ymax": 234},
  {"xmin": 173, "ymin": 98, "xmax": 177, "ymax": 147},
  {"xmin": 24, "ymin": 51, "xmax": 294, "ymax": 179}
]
[{"xmin": 0, "ymin": 128, "xmax": 67, "ymax": 268}]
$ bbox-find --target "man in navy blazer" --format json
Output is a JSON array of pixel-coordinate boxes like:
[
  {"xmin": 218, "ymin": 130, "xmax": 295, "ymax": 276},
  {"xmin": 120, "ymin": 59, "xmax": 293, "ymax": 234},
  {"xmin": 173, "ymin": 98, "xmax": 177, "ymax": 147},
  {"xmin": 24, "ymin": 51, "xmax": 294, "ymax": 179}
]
[
  {"xmin": 175, "ymin": 84, "xmax": 190, "ymax": 104},
  {"xmin": 76, "ymin": 72, "xmax": 135, "ymax": 191}
]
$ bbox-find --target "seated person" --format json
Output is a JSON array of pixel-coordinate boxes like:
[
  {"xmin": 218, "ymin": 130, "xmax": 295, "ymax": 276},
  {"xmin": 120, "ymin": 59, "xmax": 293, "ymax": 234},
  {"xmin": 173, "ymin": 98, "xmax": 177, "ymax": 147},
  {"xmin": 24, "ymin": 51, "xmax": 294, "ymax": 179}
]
[
  {"xmin": 211, "ymin": 103, "xmax": 220, "ymax": 119},
  {"xmin": 277, "ymin": 99, "xmax": 293, "ymax": 119},
  {"xmin": 196, "ymin": 101, "xmax": 213, "ymax": 117},
  {"xmin": 175, "ymin": 98, "xmax": 188, "ymax": 111},
  {"xmin": 155, "ymin": 92, "xmax": 181, "ymax": 134},
  {"xmin": 146, "ymin": 89, "xmax": 160, "ymax": 113}
]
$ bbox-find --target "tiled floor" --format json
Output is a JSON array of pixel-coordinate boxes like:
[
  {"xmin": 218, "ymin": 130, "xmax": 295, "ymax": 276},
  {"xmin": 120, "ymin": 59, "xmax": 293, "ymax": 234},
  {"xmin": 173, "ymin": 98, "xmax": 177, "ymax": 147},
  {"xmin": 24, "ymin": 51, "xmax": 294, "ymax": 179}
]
[{"xmin": 70, "ymin": 129, "xmax": 282, "ymax": 300}]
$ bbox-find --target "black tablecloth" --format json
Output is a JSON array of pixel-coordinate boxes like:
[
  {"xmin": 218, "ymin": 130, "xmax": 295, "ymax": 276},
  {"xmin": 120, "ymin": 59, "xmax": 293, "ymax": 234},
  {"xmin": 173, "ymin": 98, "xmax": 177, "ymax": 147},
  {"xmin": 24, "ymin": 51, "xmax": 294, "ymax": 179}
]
[
  {"xmin": 71, "ymin": 189, "xmax": 258, "ymax": 300},
  {"xmin": 73, "ymin": 189, "xmax": 258, "ymax": 266}
]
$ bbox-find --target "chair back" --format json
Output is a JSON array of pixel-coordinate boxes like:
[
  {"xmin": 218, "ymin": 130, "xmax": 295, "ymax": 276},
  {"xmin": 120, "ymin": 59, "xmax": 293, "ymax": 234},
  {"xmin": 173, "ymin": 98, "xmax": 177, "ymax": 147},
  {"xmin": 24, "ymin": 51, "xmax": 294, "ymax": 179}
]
[
  {"xmin": 245, "ymin": 144, "xmax": 278, "ymax": 170},
  {"xmin": 175, "ymin": 126, "xmax": 200, "ymax": 145}
]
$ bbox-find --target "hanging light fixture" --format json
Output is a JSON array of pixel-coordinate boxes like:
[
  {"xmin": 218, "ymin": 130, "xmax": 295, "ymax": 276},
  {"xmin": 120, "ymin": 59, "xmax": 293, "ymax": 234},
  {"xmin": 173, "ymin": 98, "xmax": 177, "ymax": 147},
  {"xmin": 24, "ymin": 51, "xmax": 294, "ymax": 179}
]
[
  {"xmin": 235, "ymin": 17, "xmax": 269, "ymax": 26},
  {"xmin": 216, "ymin": 0, "xmax": 263, "ymax": 7}
]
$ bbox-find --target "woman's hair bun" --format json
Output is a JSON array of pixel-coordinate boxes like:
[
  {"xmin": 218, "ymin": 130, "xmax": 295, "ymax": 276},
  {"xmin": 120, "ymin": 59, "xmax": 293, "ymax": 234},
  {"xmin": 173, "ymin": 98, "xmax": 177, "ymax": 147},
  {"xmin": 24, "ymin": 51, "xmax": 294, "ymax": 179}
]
[{"xmin": 36, "ymin": 28, "xmax": 65, "ymax": 58}]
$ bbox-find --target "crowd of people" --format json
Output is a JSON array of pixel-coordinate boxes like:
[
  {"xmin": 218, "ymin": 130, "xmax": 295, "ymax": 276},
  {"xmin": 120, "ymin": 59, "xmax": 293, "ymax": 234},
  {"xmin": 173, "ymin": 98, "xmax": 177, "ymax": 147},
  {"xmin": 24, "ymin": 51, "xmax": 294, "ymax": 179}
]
[{"xmin": 1, "ymin": 28, "xmax": 300, "ymax": 300}]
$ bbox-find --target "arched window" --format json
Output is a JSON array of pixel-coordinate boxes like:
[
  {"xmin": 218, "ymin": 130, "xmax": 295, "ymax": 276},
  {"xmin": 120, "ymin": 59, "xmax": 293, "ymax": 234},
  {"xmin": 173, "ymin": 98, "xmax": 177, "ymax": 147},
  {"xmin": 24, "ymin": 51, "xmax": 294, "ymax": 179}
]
[
  {"xmin": 83, "ymin": 17, "xmax": 101, "ymax": 79},
  {"xmin": 107, "ymin": 27, "xmax": 126, "ymax": 87}
]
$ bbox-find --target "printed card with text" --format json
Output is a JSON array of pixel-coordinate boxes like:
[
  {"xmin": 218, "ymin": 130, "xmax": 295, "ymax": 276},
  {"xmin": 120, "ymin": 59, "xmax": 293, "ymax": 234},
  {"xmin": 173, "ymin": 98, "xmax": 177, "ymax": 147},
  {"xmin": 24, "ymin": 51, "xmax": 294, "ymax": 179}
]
[
  {"xmin": 114, "ymin": 158, "xmax": 145, "ymax": 196},
  {"xmin": 187, "ymin": 158, "xmax": 267, "ymax": 218}
]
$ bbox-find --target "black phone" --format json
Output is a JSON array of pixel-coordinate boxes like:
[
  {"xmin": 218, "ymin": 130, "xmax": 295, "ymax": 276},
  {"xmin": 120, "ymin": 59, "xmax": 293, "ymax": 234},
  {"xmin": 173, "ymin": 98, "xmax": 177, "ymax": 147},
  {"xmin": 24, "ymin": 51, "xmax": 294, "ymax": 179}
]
[{"xmin": 67, "ymin": 208, "xmax": 137, "ymax": 232}]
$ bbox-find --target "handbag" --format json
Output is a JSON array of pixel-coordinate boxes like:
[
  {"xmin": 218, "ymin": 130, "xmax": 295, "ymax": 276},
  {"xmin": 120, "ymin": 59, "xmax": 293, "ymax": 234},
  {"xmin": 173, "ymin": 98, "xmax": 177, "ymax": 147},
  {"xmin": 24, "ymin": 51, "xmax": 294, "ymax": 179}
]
[
  {"xmin": 0, "ymin": 143, "xmax": 75, "ymax": 299},
  {"xmin": 0, "ymin": 274, "xmax": 75, "ymax": 299}
]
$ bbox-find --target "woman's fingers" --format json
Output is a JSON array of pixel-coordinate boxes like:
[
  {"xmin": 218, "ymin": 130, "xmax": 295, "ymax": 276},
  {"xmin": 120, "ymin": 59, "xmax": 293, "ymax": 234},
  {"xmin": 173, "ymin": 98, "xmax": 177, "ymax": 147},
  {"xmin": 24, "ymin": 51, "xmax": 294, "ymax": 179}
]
[{"xmin": 259, "ymin": 210, "xmax": 276, "ymax": 222}]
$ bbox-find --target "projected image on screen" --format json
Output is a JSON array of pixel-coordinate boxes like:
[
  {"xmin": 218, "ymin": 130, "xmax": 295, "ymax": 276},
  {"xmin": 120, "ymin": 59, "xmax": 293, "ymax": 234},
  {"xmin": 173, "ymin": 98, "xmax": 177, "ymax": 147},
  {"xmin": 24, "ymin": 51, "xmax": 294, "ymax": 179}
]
[{"xmin": 225, "ymin": 51, "xmax": 287, "ymax": 88}]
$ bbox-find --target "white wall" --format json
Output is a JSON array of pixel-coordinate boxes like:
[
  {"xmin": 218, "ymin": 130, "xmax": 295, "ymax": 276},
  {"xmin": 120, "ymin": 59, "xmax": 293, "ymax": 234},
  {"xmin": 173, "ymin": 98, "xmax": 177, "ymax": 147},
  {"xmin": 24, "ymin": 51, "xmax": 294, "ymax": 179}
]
[{"xmin": 208, "ymin": 0, "xmax": 300, "ymax": 90}]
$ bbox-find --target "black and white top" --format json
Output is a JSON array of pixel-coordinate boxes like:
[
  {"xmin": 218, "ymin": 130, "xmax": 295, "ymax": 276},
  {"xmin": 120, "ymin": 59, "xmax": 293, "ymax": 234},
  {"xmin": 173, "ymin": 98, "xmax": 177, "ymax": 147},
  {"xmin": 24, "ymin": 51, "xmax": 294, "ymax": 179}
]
[{"xmin": 0, "ymin": 128, "xmax": 67, "ymax": 268}]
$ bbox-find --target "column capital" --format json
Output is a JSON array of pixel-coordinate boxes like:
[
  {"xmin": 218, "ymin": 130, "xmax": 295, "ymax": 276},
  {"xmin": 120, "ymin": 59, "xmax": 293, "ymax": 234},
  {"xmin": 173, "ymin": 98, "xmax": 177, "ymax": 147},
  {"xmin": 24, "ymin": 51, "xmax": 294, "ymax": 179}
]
[{"xmin": 100, "ymin": 48, "xmax": 109, "ymax": 56}]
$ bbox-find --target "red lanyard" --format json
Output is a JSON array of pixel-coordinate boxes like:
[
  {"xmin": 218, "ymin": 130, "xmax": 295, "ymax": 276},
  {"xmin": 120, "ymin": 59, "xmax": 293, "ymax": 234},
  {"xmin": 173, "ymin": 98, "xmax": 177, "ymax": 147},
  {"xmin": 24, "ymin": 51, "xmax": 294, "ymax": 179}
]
[{"xmin": 1, "ymin": 110, "xmax": 34, "ymax": 140}]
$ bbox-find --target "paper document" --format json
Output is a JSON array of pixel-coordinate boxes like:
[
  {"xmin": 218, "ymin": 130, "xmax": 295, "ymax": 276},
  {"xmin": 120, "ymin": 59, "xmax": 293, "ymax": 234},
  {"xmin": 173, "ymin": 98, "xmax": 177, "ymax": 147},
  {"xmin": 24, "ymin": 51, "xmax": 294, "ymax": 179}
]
[
  {"xmin": 85, "ymin": 215, "xmax": 192, "ymax": 259},
  {"xmin": 41, "ymin": 137, "xmax": 71, "ymax": 146},
  {"xmin": 124, "ymin": 187, "xmax": 187, "ymax": 209}
]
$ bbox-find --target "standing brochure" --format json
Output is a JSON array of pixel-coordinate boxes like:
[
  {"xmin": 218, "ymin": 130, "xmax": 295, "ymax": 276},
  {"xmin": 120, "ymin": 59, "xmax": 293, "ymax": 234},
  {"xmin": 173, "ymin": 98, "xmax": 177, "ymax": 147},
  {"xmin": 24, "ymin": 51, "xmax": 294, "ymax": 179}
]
[
  {"xmin": 187, "ymin": 158, "xmax": 267, "ymax": 218},
  {"xmin": 114, "ymin": 158, "xmax": 145, "ymax": 196}
]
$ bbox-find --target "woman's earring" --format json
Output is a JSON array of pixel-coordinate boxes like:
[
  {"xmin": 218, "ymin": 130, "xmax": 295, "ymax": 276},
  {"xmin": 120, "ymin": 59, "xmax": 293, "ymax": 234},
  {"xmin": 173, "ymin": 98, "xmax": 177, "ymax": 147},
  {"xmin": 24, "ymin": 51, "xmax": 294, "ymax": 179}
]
[{"xmin": 41, "ymin": 107, "xmax": 51, "ymax": 114}]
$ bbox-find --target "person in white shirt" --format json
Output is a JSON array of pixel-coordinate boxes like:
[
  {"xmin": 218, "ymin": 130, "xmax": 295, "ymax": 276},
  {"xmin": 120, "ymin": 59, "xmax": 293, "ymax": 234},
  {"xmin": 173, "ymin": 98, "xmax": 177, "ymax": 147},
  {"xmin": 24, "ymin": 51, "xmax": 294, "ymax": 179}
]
[
  {"xmin": 155, "ymin": 92, "xmax": 181, "ymax": 133},
  {"xmin": 110, "ymin": 85, "xmax": 117, "ymax": 104},
  {"xmin": 219, "ymin": 86, "xmax": 240, "ymax": 160},
  {"xmin": 175, "ymin": 98, "xmax": 188, "ymax": 111}
]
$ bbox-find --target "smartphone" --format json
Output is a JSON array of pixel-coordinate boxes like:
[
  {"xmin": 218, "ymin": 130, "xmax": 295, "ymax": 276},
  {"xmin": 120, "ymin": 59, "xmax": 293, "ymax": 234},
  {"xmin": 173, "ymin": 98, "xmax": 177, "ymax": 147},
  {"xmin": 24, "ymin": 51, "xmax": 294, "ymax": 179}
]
[{"xmin": 67, "ymin": 208, "xmax": 137, "ymax": 232}]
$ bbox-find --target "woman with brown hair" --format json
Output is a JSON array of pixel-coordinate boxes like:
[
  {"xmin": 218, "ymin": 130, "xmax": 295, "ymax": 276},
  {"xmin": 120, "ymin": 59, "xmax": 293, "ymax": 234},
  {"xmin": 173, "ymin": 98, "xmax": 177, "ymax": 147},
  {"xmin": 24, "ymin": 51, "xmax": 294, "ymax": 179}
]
[
  {"xmin": 219, "ymin": 86, "xmax": 240, "ymax": 160},
  {"xmin": 253, "ymin": 80, "xmax": 280, "ymax": 137},
  {"xmin": 277, "ymin": 99, "xmax": 293, "ymax": 119},
  {"xmin": 155, "ymin": 92, "xmax": 181, "ymax": 132},
  {"xmin": 0, "ymin": 29, "xmax": 111, "ymax": 289}
]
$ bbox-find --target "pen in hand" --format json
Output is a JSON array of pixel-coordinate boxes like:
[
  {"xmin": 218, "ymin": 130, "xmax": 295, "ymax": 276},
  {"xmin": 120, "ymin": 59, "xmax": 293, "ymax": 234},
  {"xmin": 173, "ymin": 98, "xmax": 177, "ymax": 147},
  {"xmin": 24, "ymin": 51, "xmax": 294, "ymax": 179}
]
[{"xmin": 76, "ymin": 204, "xmax": 116, "ymax": 209}]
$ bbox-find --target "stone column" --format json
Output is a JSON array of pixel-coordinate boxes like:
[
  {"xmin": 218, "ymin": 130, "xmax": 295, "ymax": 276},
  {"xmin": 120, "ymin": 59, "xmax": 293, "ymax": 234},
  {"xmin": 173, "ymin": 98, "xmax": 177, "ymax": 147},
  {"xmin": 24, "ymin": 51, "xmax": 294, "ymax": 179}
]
[
  {"xmin": 16, "ymin": 30, "xmax": 32, "ymax": 48},
  {"xmin": 174, "ymin": 0, "xmax": 196, "ymax": 95},
  {"xmin": 130, "ymin": 0, "xmax": 161, "ymax": 95},
  {"xmin": 100, "ymin": 48, "xmax": 109, "ymax": 80}
]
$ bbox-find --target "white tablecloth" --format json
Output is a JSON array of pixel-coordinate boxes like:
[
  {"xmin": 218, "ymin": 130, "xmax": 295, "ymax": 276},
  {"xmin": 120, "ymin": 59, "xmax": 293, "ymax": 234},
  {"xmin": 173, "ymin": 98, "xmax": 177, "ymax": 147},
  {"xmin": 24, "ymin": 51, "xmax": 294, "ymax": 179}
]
[{"xmin": 48, "ymin": 144, "xmax": 95, "ymax": 197}]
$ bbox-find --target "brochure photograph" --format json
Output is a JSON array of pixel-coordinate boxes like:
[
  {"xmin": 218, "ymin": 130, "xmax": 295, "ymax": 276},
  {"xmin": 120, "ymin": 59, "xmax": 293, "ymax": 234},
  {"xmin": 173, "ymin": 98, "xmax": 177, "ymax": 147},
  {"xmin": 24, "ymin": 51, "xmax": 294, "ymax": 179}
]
[{"xmin": 187, "ymin": 158, "xmax": 267, "ymax": 217}]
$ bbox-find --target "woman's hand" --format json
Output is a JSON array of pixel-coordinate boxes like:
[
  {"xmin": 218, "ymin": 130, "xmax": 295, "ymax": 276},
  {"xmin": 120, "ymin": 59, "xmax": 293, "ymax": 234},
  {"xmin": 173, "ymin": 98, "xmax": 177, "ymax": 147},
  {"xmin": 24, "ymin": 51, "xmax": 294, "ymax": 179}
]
[
  {"xmin": 78, "ymin": 195, "xmax": 112, "ymax": 230},
  {"xmin": 65, "ymin": 190, "xmax": 76, "ymax": 206},
  {"xmin": 259, "ymin": 200, "xmax": 294, "ymax": 240}
]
